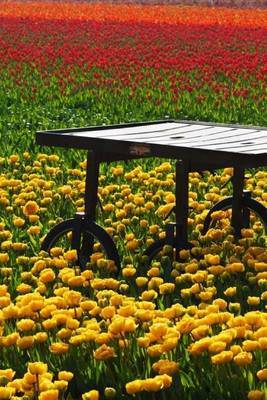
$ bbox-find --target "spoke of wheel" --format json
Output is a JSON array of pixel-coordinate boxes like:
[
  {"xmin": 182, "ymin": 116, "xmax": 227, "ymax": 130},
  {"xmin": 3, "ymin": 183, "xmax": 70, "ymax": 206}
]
[
  {"xmin": 80, "ymin": 231, "xmax": 94, "ymax": 267},
  {"xmin": 71, "ymin": 219, "xmax": 82, "ymax": 251},
  {"xmin": 242, "ymin": 207, "xmax": 250, "ymax": 229}
]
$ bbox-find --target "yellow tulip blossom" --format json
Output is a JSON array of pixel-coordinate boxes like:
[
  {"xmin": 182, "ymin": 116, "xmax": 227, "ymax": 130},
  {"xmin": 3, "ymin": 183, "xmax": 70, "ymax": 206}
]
[
  {"xmin": 211, "ymin": 350, "xmax": 233, "ymax": 365},
  {"xmin": 247, "ymin": 390, "xmax": 265, "ymax": 400},
  {"xmin": 125, "ymin": 380, "xmax": 143, "ymax": 395},
  {"xmin": 22, "ymin": 201, "xmax": 39, "ymax": 216},
  {"xmin": 233, "ymin": 351, "xmax": 253, "ymax": 367},
  {"xmin": 93, "ymin": 344, "xmax": 115, "ymax": 360},
  {"xmin": 0, "ymin": 387, "xmax": 15, "ymax": 399},
  {"xmin": 256, "ymin": 369, "xmax": 267, "ymax": 381},
  {"xmin": 0, "ymin": 370, "xmax": 15, "ymax": 381}
]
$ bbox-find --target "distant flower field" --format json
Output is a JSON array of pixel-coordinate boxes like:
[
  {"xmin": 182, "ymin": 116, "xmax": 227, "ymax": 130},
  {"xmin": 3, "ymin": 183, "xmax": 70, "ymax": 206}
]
[
  {"xmin": 0, "ymin": 2, "xmax": 267, "ymax": 153},
  {"xmin": 0, "ymin": 3, "xmax": 266, "ymax": 400}
]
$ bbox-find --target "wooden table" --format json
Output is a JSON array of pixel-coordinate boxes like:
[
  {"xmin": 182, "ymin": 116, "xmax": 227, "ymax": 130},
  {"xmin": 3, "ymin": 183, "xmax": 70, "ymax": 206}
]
[{"xmin": 36, "ymin": 120, "xmax": 267, "ymax": 265}]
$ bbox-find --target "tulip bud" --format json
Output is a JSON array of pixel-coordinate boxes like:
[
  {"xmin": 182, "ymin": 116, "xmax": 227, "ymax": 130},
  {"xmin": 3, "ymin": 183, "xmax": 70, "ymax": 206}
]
[{"xmin": 104, "ymin": 387, "xmax": 116, "ymax": 398}]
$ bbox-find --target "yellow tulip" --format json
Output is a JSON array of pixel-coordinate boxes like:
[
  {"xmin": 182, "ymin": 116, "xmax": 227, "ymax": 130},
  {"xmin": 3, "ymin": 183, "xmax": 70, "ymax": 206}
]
[
  {"xmin": 39, "ymin": 389, "xmax": 59, "ymax": 400},
  {"xmin": 256, "ymin": 369, "xmax": 267, "ymax": 381},
  {"xmin": 125, "ymin": 380, "xmax": 143, "ymax": 395},
  {"xmin": 49, "ymin": 343, "xmax": 69, "ymax": 354},
  {"xmin": 17, "ymin": 335, "xmax": 35, "ymax": 349},
  {"xmin": 0, "ymin": 253, "xmax": 9, "ymax": 264},
  {"xmin": 247, "ymin": 390, "xmax": 265, "ymax": 400},
  {"xmin": 233, "ymin": 351, "xmax": 253, "ymax": 367},
  {"xmin": 57, "ymin": 371, "xmax": 73, "ymax": 382},
  {"xmin": 211, "ymin": 350, "xmax": 233, "ymax": 365},
  {"xmin": 0, "ymin": 387, "xmax": 15, "ymax": 399},
  {"xmin": 23, "ymin": 201, "xmax": 39, "ymax": 216},
  {"xmin": 208, "ymin": 341, "xmax": 227, "ymax": 354},
  {"xmin": 0, "ymin": 369, "xmax": 15, "ymax": 381},
  {"xmin": 152, "ymin": 359, "xmax": 179, "ymax": 375},
  {"xmin": 142, "ymin": 378, "xmax": 162, "ymax": 392},
  {"xmin": 93, "ymin": 344, "xmax": 115, "ymax": 360}
]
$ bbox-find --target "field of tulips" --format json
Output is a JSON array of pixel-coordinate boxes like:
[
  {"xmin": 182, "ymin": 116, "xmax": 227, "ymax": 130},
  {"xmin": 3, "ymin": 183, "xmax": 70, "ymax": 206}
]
[{"xmin": 0, "ymin": 2, "xmax": 267, "ymax": 400}]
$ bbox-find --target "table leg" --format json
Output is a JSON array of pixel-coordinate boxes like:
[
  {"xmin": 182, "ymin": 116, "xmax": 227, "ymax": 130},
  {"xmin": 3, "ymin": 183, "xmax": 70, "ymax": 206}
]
[
  {"xmin": 231, "ymin": 166, "xmax": 245, "ymax": 238},
  {"xmin": 76, "ymin": 151, "xmax": 100, "ymax": 261},
  {"xmin": 175, "ymin": 160, "xmax": 190, "ymax": 256},
  {"xmin": 84, "ymin": 150, "xmax": 100, "ymax": 220}
]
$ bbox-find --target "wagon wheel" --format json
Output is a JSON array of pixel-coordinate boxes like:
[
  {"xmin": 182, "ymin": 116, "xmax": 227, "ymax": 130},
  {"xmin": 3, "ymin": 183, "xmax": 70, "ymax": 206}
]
[
  {"xmin": 41, "ymin": 218, "xmax": 120, "ymax": 273},
  {"xmin": 202, "ymin": 196, "xmax": 267, "ymax": 235}
]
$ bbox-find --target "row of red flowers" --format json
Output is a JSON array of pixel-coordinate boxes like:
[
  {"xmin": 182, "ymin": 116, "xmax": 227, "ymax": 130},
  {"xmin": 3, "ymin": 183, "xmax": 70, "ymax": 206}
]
[
  {"xmin": 0, "ymin": 2, "xmax": 266, "ymax": 146},
  {"xmin": 0, "ymin": 2, "xmax": 267, "ymax": 27}
]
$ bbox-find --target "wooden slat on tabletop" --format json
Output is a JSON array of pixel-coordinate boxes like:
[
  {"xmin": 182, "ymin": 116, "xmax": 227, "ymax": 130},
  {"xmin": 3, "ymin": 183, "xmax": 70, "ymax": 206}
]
[
  {"xmin": 112, "ymin": 126, "xmax": 233, "ymax": 143},
  {"xmin": 148, "ymin": 125, "xmax": 236, "ymax": 140},
  {"xmin": 97, "ymin": 124, "xmax": 192, "ymax": 140},
  {"xmin": 142, "ymin": 126, "xmax": 236, "ymax": 143},
  {"xmin": 56, "ymin": 122, "xmax": 180, "ymax": 140},
  {"xmin": 158, "ymin": 132, "xmax": 266, "ymax": 147},
  {"xmin": 66, "ymin": 123, "xmax": 233, "ymax": 142},
  {"xmin": 92, "ymin": 123, "xmax": 207, "ymax": 140},
  {"xmin": 86, "ymin": 122, "xmax": 181, "ymax": 139},
  {"xmin": 181, "ymin": 142, "xmax": 267, "ymax": 153},
  {"xmin": 37, "ymin": 121, "xmax": 267, "ymax": 162},
  {"xmin": 234, "ymin": 144, "xmax": 267, "ymax": 153},
  {"xmin": 165, "ymin": 129, "xmax": 260, "ymax": 143},
  {"xmin": 249, "ymin": 149, "xmax": 267, "ymax": 154},
  {"xmin": 168, "ymin": 125, "xmax": 235, "ymax": 139}
]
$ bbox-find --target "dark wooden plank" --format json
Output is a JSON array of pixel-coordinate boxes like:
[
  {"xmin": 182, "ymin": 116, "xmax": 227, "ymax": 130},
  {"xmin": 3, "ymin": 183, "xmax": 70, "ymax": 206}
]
[
  {"xmin": 36, "ymin": 131, "xmax": 267, "ymax": 167},
  {"xmin": 41, "ymin": 123, "xmax": 238, "ymax": 142},
  {"xmin": 37, "ymin": 131, "xmax": 267, "ymax": 157},
  {"xmin": 37, "ymin": 122, "xmax": 266, "ymax": 150},
  {"xmin": 36, "ymin": 120, "xmax": 267, "ymax": 168}
]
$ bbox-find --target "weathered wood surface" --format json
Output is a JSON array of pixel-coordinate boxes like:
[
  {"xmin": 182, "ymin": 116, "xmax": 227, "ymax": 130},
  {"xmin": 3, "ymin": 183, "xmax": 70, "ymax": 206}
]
[{"xmin": 37, "ymin": 120, "xmax": 267, "ymax": 168}]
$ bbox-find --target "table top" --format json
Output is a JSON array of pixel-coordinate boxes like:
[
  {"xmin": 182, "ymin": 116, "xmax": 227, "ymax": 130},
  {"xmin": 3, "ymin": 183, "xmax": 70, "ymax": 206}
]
[{"xmin": 36, "ymin": 120, "xmax": 267, "ymax": 168}]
